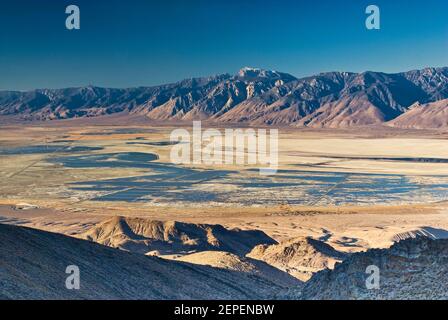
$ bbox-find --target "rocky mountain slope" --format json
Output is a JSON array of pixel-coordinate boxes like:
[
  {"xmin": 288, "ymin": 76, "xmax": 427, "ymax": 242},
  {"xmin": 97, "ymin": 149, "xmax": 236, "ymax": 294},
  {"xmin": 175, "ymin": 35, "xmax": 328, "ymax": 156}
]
[
  {"xmin": 247, "ymin": 237, "xmax": 347, "ymax": 281},
  {"xmin": 175, "ymin": 251, "xmax": 300, "ymax": 287},
  {"xmin": 0, "ymin": 223, "xmax": 284, "ymax": 299},
  {"xmin": 2, "ymin": 67, "xmax": 447, "ymax": 128},
  {"xmin": 296, "ymin": 237, "xmax": 448, "ymax": 300},
  {"xmin": 80, "ymin": 216, "xmax": 276, "ymax": 256},
  {"xmin": 388, "ymin": 98, "xmax": 448, "ymax": 128}
]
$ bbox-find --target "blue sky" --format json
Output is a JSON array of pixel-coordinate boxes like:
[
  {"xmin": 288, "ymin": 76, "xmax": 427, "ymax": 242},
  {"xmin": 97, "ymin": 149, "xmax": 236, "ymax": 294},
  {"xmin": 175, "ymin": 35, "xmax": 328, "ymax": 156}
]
[{"xmin": 1, "ymin": 0, "xmax": 447, "ymax": 90}]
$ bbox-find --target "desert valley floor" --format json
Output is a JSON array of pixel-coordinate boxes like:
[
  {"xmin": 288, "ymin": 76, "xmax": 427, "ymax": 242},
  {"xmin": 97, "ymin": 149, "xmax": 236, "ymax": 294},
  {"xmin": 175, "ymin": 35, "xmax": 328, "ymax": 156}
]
[{"xmin": 2, "ymin": 118, "xmax": 448, "ymax": 298}]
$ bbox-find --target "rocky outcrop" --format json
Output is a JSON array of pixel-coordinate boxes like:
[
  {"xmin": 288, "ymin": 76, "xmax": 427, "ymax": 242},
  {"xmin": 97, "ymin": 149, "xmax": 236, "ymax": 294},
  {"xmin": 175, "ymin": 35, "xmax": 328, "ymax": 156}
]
[
  {"xmin": 297, "ymin": 237, "xmax": 448, "ymax": 300},
  {"xmin": 247, "ymin": 237, "xmax": 346, "ymax": 281}
]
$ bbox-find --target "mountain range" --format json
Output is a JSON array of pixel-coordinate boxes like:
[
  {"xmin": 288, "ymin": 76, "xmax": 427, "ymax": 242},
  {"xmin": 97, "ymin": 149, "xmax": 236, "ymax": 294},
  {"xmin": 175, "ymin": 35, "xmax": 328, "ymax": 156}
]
[{"xmin": 1, "ymin": 66, "xmax": 448, "ymax": 128}]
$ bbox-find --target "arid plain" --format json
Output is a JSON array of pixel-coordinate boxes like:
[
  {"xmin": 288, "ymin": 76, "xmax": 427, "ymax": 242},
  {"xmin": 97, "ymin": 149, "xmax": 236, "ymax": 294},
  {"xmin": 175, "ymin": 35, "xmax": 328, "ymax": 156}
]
[{"xmin": 2, "ymin": 117, "xmax": 448, "ymax": 257}]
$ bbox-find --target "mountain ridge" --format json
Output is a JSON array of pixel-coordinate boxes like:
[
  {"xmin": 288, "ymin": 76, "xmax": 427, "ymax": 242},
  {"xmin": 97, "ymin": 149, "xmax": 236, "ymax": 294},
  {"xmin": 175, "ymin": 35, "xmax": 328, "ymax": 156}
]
[
  {"xmin": 1, "ymin": 66, "xmax": 448, "ymax": 128},
  {"xmin": 3, "ymin": 222, "xmax": 448, "ymax": 299},
  {"xmin": 0, "ymin": 222, "xmax": 284, "ymax": 299},
  {"xmin": 295, "ymin": 237, "xmax": 448, "ymax": 300}
]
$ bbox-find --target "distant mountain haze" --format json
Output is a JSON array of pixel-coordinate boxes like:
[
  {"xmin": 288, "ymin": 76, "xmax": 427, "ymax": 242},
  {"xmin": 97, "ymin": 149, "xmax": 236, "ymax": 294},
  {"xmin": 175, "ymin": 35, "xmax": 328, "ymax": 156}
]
[{"xmin": 1, "ymin": 67, "xmax": 447, "ymax": 128}]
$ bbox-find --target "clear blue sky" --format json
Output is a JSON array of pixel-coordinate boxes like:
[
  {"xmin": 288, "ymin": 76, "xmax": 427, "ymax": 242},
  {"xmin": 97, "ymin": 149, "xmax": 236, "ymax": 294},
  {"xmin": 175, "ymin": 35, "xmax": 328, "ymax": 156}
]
[{"xmin": 1, "ymin": 0, "xmax": 447, "ymax": 90}]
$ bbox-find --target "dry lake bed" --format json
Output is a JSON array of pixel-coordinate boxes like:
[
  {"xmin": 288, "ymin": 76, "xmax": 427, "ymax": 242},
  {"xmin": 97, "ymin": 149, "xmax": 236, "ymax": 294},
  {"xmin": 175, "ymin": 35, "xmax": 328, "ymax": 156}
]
[{"xmin": 2, "ymin": 120, "xmax": 448, "ymax": 253}]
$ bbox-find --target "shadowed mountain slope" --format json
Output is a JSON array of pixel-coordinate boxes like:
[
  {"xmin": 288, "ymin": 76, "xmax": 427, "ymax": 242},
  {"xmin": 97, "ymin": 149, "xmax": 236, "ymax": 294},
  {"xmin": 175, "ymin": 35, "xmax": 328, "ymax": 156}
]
[
  {"xmin": 175, "ymin": 250, "xmax": 301, "ymax": 287},
  {"xmin": 0, "ymin": 223, "xmax": 285, "ymax": 300},
  {"xmin": 295, "ymin": 237, "xmax": 448, "ymax": 300},
  {"xmin": 388, "ymin": 98, "xmax": 448, "ymax": 129}
]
